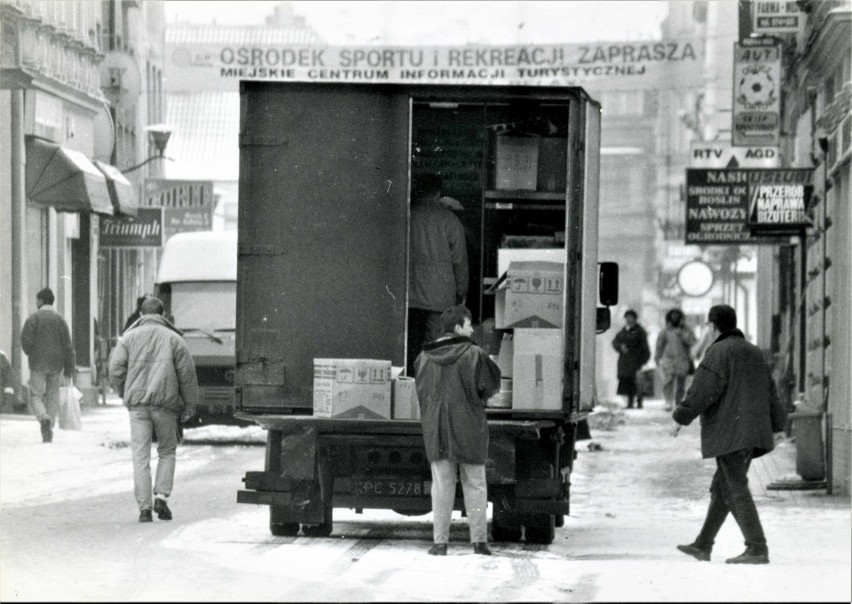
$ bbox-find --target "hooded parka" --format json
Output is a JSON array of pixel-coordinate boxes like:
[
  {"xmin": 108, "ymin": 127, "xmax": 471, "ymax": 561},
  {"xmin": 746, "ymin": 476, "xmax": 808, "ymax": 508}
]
[
  {"xmin": 108, "ymin": 314, "xmax": 199, "ymax": 416},
  {"xmin": 415, "ymin": 336, "xmax": 501, "ymax": 465},
  {"xmin": 673, "ymin": 329, "xmax": 787, "ymax": 459}
]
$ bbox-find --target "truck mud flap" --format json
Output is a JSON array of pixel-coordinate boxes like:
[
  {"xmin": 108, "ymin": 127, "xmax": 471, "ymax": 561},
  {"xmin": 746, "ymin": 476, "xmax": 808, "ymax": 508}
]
[{"xmin": 512, "ymin": 499, "xmax": 570, "ymax": 515}]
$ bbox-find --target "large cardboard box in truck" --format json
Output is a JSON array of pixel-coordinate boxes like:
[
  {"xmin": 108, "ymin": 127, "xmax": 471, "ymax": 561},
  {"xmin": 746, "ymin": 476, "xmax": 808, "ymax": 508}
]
[{"xmin": 234, "ymin": 81, "xmax": 616, "ymax": 544}]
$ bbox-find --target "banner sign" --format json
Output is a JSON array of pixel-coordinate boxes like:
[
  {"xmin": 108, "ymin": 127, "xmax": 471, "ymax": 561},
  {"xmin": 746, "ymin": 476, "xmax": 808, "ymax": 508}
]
[
  {"xmin": 99, "ymin": 208, "xmax": 164, "ymax": 248},
  {"xmin": 689, "ymin": 141, "xmax": 780, "ymax": 168},
  {"xmin": 753, "ymin": 1, "xmax": 803, "ymax": 34},
  {"xmin": 747, "ymin": 169, "xmax": 814, "ymax": 232},
  {"xmin": 685, "ymin": 169, "xmax": 798, "ymax": 245},
  {"xmin": 144, "ymin": 179, "xmax": 215, "ymax": 241},
  {"xmin": 732, "ymin": 42, "xmax": 781, "ymax": 146},
  {"xmin": 166, "ymin": 40, "xmax": 704, "ymax": 91}
]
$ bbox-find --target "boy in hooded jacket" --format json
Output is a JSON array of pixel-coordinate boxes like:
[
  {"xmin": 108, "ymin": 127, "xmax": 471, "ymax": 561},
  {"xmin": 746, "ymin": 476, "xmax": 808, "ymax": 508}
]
[{"xmin": 414, "ymin": 305, "xmax": 501, "ymax": 556}]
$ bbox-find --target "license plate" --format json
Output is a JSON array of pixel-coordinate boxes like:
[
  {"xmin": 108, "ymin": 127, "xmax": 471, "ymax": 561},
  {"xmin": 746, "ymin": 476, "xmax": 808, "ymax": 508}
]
[{"xmin": 352, "ymin": 479, "xmax": 427, "ymax": 497}]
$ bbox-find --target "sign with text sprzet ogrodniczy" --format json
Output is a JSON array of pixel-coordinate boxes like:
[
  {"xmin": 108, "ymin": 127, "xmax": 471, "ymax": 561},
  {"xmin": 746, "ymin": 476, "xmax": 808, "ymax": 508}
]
[{"xmin": 685, "ymin": 169, "xmax": 811, "ymax": 245}]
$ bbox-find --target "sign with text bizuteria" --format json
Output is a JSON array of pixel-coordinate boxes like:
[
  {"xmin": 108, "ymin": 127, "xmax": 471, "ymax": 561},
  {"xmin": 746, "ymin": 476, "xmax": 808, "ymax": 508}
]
[
  {"xmin": 753, "ymin": 1, "xmax": 803, "ymax": 35},
  {"xmin": 685, "ymin": 169, "xmax": 793, "ymax": 245},
  {"xmin": 747, "ymin": 169, "xmax": 814, "ymax": 233},
  {"xmin": 99, "ymin": 208, "xmax": 164, "ymax": 248},
  {"xmin": 732, "ymin": 42, "xmax": 781, "ymax": 146}
]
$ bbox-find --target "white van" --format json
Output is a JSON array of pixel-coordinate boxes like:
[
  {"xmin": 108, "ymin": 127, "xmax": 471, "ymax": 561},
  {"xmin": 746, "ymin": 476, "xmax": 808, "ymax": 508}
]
[{"xmin": 155, "ymin": 231, "xmax": 241, "ymax": 425}]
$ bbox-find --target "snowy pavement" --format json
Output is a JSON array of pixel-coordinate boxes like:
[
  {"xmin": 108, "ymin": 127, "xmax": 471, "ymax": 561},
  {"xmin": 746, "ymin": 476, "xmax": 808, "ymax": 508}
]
[{"xmin": 0, "ymin": 395, "xmax": 849, "ymax": 602}]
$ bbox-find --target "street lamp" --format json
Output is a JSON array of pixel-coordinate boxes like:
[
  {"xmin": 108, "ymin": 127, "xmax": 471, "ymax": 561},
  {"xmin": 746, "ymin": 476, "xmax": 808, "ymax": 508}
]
[{"xmin": 122, "ymin": 124, "xmax": 175, "ymax": 173}]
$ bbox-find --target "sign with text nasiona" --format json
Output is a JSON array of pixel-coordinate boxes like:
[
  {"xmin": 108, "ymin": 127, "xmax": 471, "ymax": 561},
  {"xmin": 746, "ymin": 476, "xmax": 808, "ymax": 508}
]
[
  {"xmin": 166, "ymin": 41, "xmax": 704, "ymax": 91},
  {"xmin": 99, "ymin": 208, "xmax": 164, "ymax": 248},
  {"xmin": 684, "ymin": 169, "xmax": 809, "ymax": 245}
]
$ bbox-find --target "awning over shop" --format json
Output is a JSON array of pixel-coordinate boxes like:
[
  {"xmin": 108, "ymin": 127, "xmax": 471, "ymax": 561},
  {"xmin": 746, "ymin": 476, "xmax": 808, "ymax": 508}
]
[
  {"xmin": 93, "ymin": 160, "xmax": 139, "ymax": 216},
  {"xmin": 25, "ymin": 136, "xmax": 114, "ymax": 215}
]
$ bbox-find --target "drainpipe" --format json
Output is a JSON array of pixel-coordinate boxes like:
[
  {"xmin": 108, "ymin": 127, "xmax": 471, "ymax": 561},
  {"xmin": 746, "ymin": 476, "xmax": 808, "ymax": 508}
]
[{"xmin": 10, "ymin": 89, "xmax": 27, "ymax": 375}]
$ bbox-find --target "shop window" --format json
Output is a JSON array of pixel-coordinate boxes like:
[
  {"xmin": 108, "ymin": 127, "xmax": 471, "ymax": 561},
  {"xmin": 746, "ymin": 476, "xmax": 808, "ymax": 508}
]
[{"xmin": 26, "ymin": 206, "xmax": 48, "ymax": 313}]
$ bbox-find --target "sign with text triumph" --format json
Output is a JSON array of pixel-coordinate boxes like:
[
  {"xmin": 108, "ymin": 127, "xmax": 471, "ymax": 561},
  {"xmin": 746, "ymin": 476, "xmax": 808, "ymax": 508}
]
[
  {"xmin": 732, "ymin": 42, "xmax": 781, "ymax": 146},
  {"xmin": 99, "ymin": 208, "xmax": 164, "ymax": 248},
  {"xmin": 684, "ymin": 169, "xmax": 809, "ymax": 245}
]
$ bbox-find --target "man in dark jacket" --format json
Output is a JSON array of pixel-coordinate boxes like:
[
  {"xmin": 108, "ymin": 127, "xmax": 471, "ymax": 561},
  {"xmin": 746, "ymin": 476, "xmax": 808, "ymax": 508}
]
[
  {"xmin": 109, "ymin": 297, "xmax": 199, "ymax": 523},
  {"xmin": 612, "ymin": 309, "xmax": 651, "ymax": 409},
  {"xmin": 20, "ymin": 287, "xmax": 75, "ymax": 443},
  {"xmin": 415, "ymin": 305, "xmax": 501, "ymax": 556},
  {"xmin": 671, "ymin": 305, "xmax": 787, "ymax": 564},
  {"xmin": 407, "ymin": 172, "xmax": 469, "ymax": 376}
]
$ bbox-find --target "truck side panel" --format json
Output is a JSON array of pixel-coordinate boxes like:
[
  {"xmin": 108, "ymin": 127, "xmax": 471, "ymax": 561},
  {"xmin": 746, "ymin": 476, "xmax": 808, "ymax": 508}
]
[{"xmin": 237, "ymin": 83, "xmax": 410, "ymax": 411}]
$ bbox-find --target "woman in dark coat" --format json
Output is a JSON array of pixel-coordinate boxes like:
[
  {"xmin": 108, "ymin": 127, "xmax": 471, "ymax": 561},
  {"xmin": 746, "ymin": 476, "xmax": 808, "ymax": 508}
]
[{"xmin": 612, "ymin": 309, "xmax": 651, "ymax": 409}]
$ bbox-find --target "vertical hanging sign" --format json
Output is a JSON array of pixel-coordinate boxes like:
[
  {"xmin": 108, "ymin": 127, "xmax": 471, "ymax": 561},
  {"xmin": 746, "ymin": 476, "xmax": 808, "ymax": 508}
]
[{"xmin": 732, "ymin": 41, "xmax": 781, "ymax": 146}]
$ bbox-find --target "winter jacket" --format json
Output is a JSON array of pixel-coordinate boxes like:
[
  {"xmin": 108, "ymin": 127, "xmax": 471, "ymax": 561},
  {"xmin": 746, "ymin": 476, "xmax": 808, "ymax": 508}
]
[
  {"xmin": 415, "ymin": 335, "xmax": 501, "ymax": 465},
  {"xmin": 612, "ymin": 324, "xmax": 651, "ymax": 379},
  {"xmin": 20, "ymin": 305, "xmax": 75, "ymax": 375},
  {"xmin": 655, "ymin": 325, "xmax": 697, "ymax": 377},
  {"xmin": 673, "ymin": 329, "xmax": 787, "ymax": 459},
  {"xmin": 108, "ymin": 314, "xmax": 199, "ymax": 415},
  {"xmin": 409, "ymin": 201, "xmax": 469, "ymax": 311}
]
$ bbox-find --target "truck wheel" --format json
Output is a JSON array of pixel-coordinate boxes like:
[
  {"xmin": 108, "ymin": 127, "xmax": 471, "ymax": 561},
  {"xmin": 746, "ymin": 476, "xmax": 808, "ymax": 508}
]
[
  {"xmin": 524, "ymin": 514, "xmax": 555, "ymax": 544},
  {"xmin": 491, "ymin": 511, "xmax": 522, "ymax": 542},
  {"xmin": 270, "ymin": 522, "xmax": 300, "ymax": 537},
  {"xmin": 554, "ymin": 514, "xmax": 565, "ymax": 528},
  {"xmin": 301, "ymin": 521, "xmax": 333, "ymax": 537}
]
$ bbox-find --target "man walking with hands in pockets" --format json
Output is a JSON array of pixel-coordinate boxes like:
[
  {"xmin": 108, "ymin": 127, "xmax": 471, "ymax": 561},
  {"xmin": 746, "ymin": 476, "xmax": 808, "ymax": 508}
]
[
  {"xmin": 109, "ymin": 296, "xmax": 198, "ymax": 523},
  {"xmin": 671, "ymin": 304, "xmax": 787, "ymax": 564}
]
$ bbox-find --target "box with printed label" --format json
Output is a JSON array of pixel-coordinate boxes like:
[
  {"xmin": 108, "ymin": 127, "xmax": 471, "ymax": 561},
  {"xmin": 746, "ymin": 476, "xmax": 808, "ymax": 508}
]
[
  {"xmin": 313, "ymin": 359, "xmax": 392, "ymax": 419},
  {"xmin": 512, "ymin": 329, "xmax": 563, "ymax": 411},
  {"xmin": 392, "ymin": 376, "xmax": 420, "ymax": 420},
  {"xmin": 494, "ymin": 261, "xmax": 564, "ymax": 329}
]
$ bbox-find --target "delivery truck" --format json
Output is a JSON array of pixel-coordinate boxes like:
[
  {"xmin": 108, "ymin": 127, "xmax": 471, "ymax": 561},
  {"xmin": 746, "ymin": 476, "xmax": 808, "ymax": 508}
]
[
  {"xmin": 155, "ymin": 230, "xmax": 243, "ymax": 426},
  {"xmin": 235, "ymin": 81, "xmax": 617, "ymax": 543}
]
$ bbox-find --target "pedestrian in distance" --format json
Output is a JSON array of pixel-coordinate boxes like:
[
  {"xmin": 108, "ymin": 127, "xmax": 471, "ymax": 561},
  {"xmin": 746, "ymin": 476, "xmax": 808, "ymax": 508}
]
[
  {"xmin": 108, "ymin": 296, "xmax": 199, "ymax": 523},
  {"xmin": 414, "ymin": 305, "xmax": 501, "ymax": 556},
  {"xmin": 655, "ymin": 308, "xmax": 697, "ymax": 411},
  {"xmin": 123, "ymin": 294, "xmax": 149, "ymax": 334},
  {"xmin": 407, "ymin": 171, "xmax": 469, "ymax": 377},
  {"xmin": 20, "ymin": 287, "xmax": 75, "ymax": 443},
  {"xmin": 612, "ymin": 309, "xmax": 651, "ymax": 409},
  {"xmin": 671, "ymin": 304, "xmax": 787, "ymax": 564}
]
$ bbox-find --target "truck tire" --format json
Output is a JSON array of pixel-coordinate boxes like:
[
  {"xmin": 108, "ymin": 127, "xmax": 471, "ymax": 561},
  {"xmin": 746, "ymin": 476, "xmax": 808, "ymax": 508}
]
[
  {"xmin": 554, "ymin": 514, "xmax": 565, "ymax": 528},
  {"xmin": 491, "ymin": 511, "xmax": 523, "ymax": 542},
  {"xmin": 270, "ymin": 521, "xmax": 300, "ymax": 537},
  {"xmin": 523, "ymin": 514, "xmax": 555, "ymax": 544}
]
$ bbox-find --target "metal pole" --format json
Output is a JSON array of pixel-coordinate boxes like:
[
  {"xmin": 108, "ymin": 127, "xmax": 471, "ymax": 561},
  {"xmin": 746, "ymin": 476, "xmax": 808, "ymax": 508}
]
[
  {"xmin": 10, "ymin": 89, "xmax": 27, "ymax": 374},
  {"xmin": 798, "ymin": 230, "xmax": 807, "ymax": 394}
]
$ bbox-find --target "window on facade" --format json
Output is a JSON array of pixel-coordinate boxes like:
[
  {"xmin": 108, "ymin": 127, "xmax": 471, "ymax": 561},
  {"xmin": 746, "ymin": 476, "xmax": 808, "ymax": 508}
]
[{"xmin": 26, "ymin": 207, "xmax": 48, "ymax": 313}]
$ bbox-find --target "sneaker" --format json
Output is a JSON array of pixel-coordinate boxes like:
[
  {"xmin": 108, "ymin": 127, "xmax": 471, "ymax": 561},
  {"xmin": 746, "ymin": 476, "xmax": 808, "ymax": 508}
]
[
  {"xmin": 139, "ymin": 509, "xmax": 153, "ymax": 523},
  {"xmin": 677, "ymin": 543, "xmax": 711, "ymax": 561},
  {"xmin": 153, "ymin": 498, "xmax": 172, "ymax": 521},
  {"xmin": 472, "ymin": 542, "xmax": 492, "ymax": 556},
  {"xmin": 427, "ymin": 544, "xmax": 447, "ymax": 556},
  {"xmin": 40, "ymin": 418, "xmax": 52, "ymax": 443},
  {"xmin": 726, "ymin": 547, "xmax": 769, "ymax": 564}
]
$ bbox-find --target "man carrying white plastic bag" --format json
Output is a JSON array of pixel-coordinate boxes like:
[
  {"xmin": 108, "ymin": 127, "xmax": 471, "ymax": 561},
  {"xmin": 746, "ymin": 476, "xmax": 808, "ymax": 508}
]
[{"xmin": 58, "ymin": 380, "xmax": 83, "ymax": 431}]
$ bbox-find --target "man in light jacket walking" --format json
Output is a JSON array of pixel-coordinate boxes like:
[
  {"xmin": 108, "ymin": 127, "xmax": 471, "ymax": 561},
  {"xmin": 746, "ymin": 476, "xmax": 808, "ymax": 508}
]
[
  {"xmin": 671, "ymin": 305, "xmax": 787, "ymax": 564},
  {"xmin": 20, "ymin": 287, "xmax": 75, "ymax": 443},
  {"xmin": 415, "ymin": 305, "xmax": 501, "ymax": 556},
  {"xmin": 109, "ymin": 296, "xmax": 198, "ymax": 523}
]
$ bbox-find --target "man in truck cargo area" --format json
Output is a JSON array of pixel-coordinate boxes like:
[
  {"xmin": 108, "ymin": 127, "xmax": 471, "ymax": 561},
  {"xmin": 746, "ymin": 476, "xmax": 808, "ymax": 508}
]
[
  {"xmin": 407, "ymin": 171, "xmax": 469, "ymax": 376},
  {"xmin": 671, "ymin": 304, "xmax": 787, "ymax": 565},
  {"xmin": 109, "ymin": 296, "xmax": 199, "ymax": 523},
  {"xmin": 415, "ymin": 305, "xmax": 501, "ymax": 556}
]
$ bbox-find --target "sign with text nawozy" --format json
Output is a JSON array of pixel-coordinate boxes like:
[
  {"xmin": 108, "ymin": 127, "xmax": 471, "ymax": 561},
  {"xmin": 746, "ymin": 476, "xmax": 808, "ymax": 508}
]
[
  {"xmin": 684, "ymin": 169, "xmax": 803, "ymax": 245},
  {"xmin": 144, "ymin": 179, "xmax": 214, "ymax": 241},
  {"xmin": 732, "ymin": 42, "xmax": 781, "ymax": 146},
  {"xmin": 99, "ymin": 208, "xmax": 164, "ymax": 248}
]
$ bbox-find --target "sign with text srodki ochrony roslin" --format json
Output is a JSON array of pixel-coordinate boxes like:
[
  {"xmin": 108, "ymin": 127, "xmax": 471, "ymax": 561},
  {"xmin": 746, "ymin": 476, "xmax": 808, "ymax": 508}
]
[{"xmin": 685, "ymin": 169, "xmax": 814, "ymax": 245}]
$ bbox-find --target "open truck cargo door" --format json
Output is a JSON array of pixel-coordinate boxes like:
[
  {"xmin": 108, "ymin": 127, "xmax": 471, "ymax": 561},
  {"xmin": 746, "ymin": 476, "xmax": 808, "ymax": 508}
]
[{"xmin": 236, "ymin": 83, "xmax": 410, "ymax": 412}]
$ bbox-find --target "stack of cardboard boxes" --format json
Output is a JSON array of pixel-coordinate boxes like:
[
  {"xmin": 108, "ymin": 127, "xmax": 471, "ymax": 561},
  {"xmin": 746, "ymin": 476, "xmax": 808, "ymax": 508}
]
[{"xmin": 312, "ymin": 359, "xmax": 419, "ymax": 420}]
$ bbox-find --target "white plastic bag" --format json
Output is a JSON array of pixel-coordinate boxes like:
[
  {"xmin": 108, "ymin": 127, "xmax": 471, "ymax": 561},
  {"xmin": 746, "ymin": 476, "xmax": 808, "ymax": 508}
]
[{"xmin": 59, "ymin": 384, "xmax": 83, "ymax": 430}]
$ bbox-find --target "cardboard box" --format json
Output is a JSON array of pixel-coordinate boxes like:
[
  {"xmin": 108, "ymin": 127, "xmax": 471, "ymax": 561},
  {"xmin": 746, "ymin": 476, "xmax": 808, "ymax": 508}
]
[
  {"xmin": 494, "ymin": 261, "xmax": 564, "ymax": 329},
  {"xmin": 512, "ymin": 329, "xmax": 563, "ymax": 411},
  {"xmin": 496, "ymin": 334, "xmax": 514, "ymax": 377},
  {"xmin": 313, "ymin": 359, "xmax": 392, "ymax": 419},
  {"xmin": 392, "ymin": 377, "xmax": 420, "ymax": 420},
  {"xmin": 537, "ymin": 137, "xmax": 568, "ymax": 192},
  {"xmin": 495, "ymin": 135, "xmax": 539, "ymax": 190}
]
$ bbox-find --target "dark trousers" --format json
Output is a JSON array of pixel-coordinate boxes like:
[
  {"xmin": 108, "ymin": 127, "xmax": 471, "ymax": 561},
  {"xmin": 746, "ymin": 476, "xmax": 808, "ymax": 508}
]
[
  {"xmin": 407, "ymin": 309, "xmax": 443, "ymax": 377},
  {"xmin": 695, "ymin": 449, "xmax": 767, "ymax": 551}
]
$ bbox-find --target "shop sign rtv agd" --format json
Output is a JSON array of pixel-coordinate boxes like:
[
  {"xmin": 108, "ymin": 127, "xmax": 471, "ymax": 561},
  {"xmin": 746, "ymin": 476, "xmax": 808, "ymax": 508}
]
[{"xmin": 732, "ymin": 41, "xmax": 781, "ymax": 146}]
